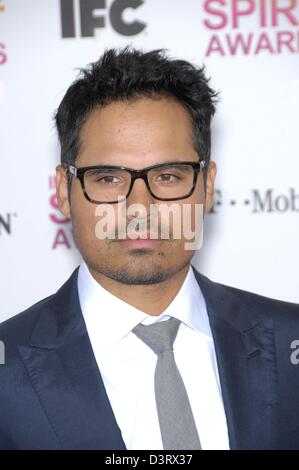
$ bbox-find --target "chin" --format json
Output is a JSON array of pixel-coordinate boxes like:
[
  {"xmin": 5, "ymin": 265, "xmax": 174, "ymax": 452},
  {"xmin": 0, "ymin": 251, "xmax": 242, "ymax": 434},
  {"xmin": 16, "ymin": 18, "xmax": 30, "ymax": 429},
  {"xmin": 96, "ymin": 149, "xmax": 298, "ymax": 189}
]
[{"xmin": 108, "ymin": 266, "xmax": 170, "ymax": 285}]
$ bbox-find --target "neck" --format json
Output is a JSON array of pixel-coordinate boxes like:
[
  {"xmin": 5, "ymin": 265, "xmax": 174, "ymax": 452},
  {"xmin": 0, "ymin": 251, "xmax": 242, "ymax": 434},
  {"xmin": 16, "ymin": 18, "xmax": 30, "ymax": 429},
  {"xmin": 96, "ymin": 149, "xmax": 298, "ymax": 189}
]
[{"xmin": 88, "ymin": 264, "xmax": 190, "ymax": 316}]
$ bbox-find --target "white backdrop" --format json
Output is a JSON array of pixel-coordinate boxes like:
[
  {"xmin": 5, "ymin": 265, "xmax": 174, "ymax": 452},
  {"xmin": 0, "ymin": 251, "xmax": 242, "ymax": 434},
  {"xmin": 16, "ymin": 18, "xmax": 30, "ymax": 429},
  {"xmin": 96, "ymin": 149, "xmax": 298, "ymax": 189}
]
[{"xmin": 1, "ymin": 0, "xmax": 299, "ymax": 321}]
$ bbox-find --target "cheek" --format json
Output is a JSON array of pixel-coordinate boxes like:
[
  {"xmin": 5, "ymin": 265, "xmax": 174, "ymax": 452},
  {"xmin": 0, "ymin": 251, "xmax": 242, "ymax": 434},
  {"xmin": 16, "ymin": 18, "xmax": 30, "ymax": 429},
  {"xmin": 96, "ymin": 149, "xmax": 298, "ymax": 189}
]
[{"xmin": 71, "ymin": 194, "xmax": 100, "ymax": 245}]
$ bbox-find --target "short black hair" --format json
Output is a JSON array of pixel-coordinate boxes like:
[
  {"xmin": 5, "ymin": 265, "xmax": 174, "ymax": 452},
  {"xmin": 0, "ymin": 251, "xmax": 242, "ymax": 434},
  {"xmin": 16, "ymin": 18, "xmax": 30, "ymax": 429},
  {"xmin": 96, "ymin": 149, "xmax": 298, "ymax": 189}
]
[{"xmin": 55, "ymin": 47, "xmax": 218, "ymax": 184}]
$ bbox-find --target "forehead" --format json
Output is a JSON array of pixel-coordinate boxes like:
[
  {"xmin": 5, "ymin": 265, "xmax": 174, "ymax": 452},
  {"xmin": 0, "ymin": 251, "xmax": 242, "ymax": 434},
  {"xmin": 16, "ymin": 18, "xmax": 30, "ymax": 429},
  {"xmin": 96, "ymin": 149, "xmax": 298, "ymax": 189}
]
[{"xmin": 77, "ymin": 97, "xmax": 197, "ymax": 167}]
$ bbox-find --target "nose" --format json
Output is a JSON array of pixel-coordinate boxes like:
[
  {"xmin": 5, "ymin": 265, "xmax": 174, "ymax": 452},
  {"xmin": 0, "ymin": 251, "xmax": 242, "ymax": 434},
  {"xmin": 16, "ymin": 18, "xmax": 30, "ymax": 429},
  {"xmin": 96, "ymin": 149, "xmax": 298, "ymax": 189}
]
[{"xmin": 126, "ymin": 177, "xmax": 156, "ymax": 219}]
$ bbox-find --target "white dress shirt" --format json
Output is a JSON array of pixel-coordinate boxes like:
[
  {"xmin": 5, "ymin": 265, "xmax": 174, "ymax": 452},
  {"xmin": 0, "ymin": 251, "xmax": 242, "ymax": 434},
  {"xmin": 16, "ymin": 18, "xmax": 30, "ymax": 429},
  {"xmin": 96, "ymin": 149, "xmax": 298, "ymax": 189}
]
[{"xmin": 77, "ymin": 261, "xmax": 230, "ymax": 450}]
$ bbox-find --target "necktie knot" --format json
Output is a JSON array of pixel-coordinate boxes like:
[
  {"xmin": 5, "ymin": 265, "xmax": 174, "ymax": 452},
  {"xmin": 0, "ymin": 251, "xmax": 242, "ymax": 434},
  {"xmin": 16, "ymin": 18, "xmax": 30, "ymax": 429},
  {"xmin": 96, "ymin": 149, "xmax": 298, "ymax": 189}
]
[{"xmin": 132, "ymin": 317, "xmax": 181, "ymax": 355}]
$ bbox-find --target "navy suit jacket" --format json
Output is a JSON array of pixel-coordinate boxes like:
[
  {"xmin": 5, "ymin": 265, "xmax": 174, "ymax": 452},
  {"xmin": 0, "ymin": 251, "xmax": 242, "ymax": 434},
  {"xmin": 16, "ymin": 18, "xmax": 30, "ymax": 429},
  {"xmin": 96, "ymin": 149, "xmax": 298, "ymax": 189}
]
[{"xmin": 1, "ymin": 266, "xmax": 299, "ymax": 450}]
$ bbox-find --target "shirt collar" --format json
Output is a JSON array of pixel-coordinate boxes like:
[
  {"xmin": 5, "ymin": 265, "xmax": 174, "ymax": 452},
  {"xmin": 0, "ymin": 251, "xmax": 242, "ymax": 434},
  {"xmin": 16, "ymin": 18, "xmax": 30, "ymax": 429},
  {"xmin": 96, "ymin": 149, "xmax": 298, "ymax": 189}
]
[{"xmin": 77, "ymin": 260, "xmax": 212, "ymax": 350}]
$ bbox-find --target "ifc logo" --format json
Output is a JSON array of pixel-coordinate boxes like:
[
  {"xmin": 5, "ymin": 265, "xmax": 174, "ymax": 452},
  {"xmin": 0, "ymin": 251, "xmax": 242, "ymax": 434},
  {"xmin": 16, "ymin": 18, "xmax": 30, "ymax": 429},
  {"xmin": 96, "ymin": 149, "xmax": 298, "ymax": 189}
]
[{"xmin": 60, "ymin": 0, "xmax": 146, "ymax": 38}]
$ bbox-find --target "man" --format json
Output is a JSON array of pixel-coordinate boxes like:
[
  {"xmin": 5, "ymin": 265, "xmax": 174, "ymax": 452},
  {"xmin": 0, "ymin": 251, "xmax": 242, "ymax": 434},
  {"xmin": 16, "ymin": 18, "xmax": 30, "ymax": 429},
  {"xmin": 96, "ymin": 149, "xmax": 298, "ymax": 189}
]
[{"xmin": 1, "ymin": 47, "xmax": 299, "ymax": 450}]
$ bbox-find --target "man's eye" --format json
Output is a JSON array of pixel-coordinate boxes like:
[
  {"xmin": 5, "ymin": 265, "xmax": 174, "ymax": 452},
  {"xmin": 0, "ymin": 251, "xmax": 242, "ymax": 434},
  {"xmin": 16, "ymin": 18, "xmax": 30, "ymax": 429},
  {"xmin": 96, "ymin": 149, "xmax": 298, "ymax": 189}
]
[
  {"xmin": 99, "ymin": 176, "xmax": 121, "ymax": 184},
  {"xmin": 89, "ymin": 173, "xmax": 122, "ymax": 184},
  {"xmin": 156, "ymin": 173, "xmax": 181, "ymax": 183}
]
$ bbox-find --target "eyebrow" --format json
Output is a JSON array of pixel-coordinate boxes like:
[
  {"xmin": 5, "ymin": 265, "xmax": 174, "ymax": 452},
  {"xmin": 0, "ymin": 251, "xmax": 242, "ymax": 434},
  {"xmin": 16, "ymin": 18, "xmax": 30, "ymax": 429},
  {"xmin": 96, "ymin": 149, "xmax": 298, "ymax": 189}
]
[{"xmin": 86, "ymin": 159, "xmax": 197, "ymax": 168}]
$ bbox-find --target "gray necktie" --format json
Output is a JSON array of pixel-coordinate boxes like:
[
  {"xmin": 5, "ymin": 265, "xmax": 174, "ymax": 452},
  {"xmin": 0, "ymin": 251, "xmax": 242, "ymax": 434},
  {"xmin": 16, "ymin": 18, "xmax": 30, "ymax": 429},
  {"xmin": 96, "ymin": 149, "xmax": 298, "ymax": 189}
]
[{"xmin": 132, "ymin": 317, "xmax": 201, "ymax": 450}]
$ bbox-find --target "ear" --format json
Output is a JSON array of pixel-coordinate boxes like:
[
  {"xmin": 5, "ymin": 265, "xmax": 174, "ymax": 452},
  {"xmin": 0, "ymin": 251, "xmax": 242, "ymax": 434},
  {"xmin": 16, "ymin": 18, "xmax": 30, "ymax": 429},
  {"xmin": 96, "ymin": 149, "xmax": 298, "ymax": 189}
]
[
  {"xmin": 56, "ymin": 165, "xmax": 71, "ymax": 218},
  {"xmin": 204, "ymin": 161, "xmax": 217, "ymax": 214}
]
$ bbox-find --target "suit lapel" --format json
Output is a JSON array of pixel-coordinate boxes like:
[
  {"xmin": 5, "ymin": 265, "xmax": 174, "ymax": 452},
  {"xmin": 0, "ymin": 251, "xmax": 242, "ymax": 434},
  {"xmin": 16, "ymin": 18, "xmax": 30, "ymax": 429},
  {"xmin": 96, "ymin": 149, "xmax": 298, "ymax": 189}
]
[
  {"xmin": 18, "ymin": 269, "xmax": 126, "ymax": 450},
  {"xmin": 192, "ymin": 267, "xmax": 277, "ymax": 450}
]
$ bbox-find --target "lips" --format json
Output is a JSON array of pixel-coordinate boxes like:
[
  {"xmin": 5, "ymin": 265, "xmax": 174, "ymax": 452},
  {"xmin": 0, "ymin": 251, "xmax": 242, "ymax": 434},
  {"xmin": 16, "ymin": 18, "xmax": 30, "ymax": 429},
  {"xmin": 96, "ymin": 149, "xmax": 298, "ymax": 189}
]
[
  {"xmin": 117, "ymin": 238, "xmax": 162, "ymax": 249},
  {"xmin": 119, "ymin": 233, "xmax": 161, "ymax": 240}
]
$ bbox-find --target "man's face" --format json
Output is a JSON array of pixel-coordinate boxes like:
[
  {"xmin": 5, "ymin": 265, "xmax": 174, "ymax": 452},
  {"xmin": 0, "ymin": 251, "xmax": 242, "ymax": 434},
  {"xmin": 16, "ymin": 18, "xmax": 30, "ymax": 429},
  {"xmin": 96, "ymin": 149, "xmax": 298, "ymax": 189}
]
[{"xmin": 56, "ymin": 97, "xmax": 216, "ymax": 284}]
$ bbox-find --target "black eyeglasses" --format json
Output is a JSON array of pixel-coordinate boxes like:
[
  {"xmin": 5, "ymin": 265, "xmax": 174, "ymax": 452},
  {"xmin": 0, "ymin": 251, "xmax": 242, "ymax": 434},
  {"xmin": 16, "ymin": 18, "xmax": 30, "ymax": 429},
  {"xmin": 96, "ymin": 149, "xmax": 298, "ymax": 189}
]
[{"xmin": 66, "ymin": 160, "xmax": 207, "ymax": 204}]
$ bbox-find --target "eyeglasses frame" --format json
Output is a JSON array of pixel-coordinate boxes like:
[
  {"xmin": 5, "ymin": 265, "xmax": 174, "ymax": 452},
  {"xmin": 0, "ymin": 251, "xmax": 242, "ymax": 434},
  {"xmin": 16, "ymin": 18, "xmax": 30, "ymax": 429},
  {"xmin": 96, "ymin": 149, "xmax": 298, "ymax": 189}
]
[{"xmin": 65, "ymin": 160, "xmax": 207, "ymax": 204}]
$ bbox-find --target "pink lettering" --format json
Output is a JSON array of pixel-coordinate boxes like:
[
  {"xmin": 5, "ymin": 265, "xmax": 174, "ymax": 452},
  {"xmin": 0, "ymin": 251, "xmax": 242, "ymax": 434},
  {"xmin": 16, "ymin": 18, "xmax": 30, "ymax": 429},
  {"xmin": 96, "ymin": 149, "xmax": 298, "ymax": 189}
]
[
  {"xmin": 277, "ymin": 31, "xmax": 297, "ymax": 53},
  {"xmin": 254, "ymin": 32, "xmax": 275, "ymax": 54},
  {"xmin": 260, "ymin": 0, "xmax": 267, "ymax": 27},
  {"xmin": 52, "ymin": 229, "xmax": 71, "ymax": 249},
  {"xmin": 272, "ymin": 0, "xmax": 298, "ymax": 27},
  {"xmin": 232, "ymin": 0, "xmax": 255, "ymax": 28},
  {"xmin": 205, "ymin": 34, "xmax": 226, "ymax": 56},
  {"xmin": 226, "ymin": 32, "xmax": 253, "ymax": 55},
  {"xmin": 49, "ymin": 194, "xmax": 70, "ymax": 224},
  {"xmin": 203, "ymin": 0, "xmax": 228, "ymax": 30},
  {"xmin": 0, "ymin": 42, "xmax": 7, "ymax": 65},
  {"xmin": 48, "ymin": 176, "xmax": 56, "ymax": 190}
]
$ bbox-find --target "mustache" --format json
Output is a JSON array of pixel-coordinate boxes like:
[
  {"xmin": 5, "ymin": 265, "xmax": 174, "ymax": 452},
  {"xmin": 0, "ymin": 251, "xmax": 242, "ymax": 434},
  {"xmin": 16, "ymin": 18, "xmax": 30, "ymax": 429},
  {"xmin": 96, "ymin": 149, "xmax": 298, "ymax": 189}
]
[{"xmin": 107, "ymin": 218, "xmax": 173, "ymax": 241}]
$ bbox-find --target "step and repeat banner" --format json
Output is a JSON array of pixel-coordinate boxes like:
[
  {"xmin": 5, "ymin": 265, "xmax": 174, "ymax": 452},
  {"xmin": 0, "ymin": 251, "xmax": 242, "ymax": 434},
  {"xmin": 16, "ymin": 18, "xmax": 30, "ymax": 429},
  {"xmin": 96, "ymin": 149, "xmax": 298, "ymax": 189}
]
[{"xmin": 1, "ymin": 0, "xmax": 299, "ymax": 320}]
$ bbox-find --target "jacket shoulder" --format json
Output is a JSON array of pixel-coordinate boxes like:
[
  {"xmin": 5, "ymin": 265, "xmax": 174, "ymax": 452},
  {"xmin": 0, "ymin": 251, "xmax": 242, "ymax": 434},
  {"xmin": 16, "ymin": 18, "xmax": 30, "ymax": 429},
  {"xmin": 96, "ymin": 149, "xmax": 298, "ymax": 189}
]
[
  {"xmin": 192, "ymin": 267, "xmax": 299, "ymax": 323},
  {"xmin": 0, "ymin": 268, "xmax": 79, "ymax": 345},
  {"xmin": 0, "ymin": 293, "xmax": 56, "ymax": 345},
  {"xmin": 219, "ymin": 280, "xmax": 299, "ymax": 314}
]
